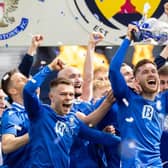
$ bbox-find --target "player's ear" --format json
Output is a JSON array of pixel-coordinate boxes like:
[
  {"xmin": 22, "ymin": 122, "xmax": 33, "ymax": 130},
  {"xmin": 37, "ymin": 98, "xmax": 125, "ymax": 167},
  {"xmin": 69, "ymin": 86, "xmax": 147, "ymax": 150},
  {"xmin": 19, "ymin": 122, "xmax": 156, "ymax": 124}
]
[{"xmin": 49, "ymin": 91, "xmax": 53, "ymax": 101}]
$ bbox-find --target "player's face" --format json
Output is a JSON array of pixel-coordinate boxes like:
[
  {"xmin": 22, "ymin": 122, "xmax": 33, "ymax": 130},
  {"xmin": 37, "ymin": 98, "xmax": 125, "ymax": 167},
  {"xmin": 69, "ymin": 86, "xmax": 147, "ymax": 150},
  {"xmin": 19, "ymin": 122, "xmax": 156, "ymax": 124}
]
[
  {"xmin": 0, "ymin": 89, "xmax": 6, "ymax": 112},
  {"xmin": 51, "ymin": 84, "xmax": 74, "ymax": 116},
  {"xmin": 164, "ymin": 2, "xmax": 168, "ymax": 15},
  {"xmin": 94, "ymin": 71, "xmax": 108, "ymax": 81},
  {"xmin": 93, "ymin": 85, "xmax": 109, "ymax": 101},
  {"xmin": 121, "ymin": 65, "xmax": 134, "ymax": 86},
  {"xmin": 66, "ymin": 68, "xmax": 83, "ymax": 98},
  {"xmin": 159, "ymin": 74, "xmax": 168, "ymax": 92},
  {"xmin": 10, "ymin": 72, "xmax": 28, "ymax": 97},
  {"xmin": 58, "ymin": 67, "xmax": 83, "ymax": 98},
  {"xmin": 135, "ymin": 63, "xmax": 159, "ymax": 94}
]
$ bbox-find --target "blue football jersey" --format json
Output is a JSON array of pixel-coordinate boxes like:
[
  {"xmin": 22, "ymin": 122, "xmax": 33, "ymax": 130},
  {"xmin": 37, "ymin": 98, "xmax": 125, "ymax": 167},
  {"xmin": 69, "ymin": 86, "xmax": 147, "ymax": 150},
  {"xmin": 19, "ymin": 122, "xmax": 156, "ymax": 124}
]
[
  {"xmin": 109, "ymin": 38, "xmax": 168, "ymax": 167},
  {"xmin": 1, "ymin": 102, "xmax": 30, "ymax": 168},
  {"xmin": 96, "ymin": 101, "xmax": 120, "ymax": 168},
  {"xmin": 70, "ymin": 100, "xmax": 103, "ymax": 168},
  {"xmin": 23, "ymin": 66, "xmax": 121, "ymax": 168},
  {"xmin": 28, "ymin": 105, "xmax": 80, "ymax": 168}
]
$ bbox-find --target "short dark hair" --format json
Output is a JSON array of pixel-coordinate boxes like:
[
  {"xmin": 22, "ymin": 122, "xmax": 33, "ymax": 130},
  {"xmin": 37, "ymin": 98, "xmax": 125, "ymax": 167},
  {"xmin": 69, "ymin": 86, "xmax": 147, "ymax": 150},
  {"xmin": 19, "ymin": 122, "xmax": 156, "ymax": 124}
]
[
  {"xmin": 50, "ymin": 77, "xmax": 73, "ymax": 89},
  {"xmin": 1, "ymin": 69, "xmax": 18, "ymax": 97},
  {"xmin": 158, "ymin": 64, "xmax": 168, "ymax": 76},
  {"xmin": 133, "ymin": 59, "xmax": 157, "ymax": 76}
]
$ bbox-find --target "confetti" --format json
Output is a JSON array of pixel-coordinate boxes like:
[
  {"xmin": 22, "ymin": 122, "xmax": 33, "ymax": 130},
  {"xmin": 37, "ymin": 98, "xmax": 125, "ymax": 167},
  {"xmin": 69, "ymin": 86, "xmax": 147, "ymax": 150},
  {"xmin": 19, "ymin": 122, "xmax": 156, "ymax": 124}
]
[
  {"xmin": 5, "ymin": 43, "xmax": 8, "ymax": 48},
  {"xmin": 143, "ymin": 2, "xmax": 151, "ymax": 14},
  {"xmin": 2, "ymin": 74, "xmax": 10, "ymax": 81},
  {"xmin": 121, "ymin": 140, "xmax": 136, "ymax": 159},
  {"xmin": 75, "ymin": 16, "xmax": 79, "ymax": 20},
  {"xmin": 54, "ymin": 49, "xmax": 60, "ymax": 55},
  {"xmin": 94, "ymin": 13, "xmax": 99, "ymax": 21},
  {"xmin": 36, "ymin": 19, "xmax": 40, "ymax": 24},
  {"xmin": 105, "ymin": 46, "xmax": 113, "ymax": 49},
  {"xmin": 60, "ymin": 11, "xmax": 65, "ymax": 16},
  {"xmin": 54, "ymin": 137, "xmax": 61, "ymax": 144},
  {"xmin": 30, "ymin": 78, "xmax": 37, "ymax": 84},
  {"xmin": 122, "ymin": 98, "xmax": 129, "ymax": 107},
  {"xmin": 89, "ymin": 123, "xmax": 93, "ymax": 127},
  {"xmin": 14, "ymin": 125, "xmax": 22, "ymax": 131},
  {"xmin": 100, "ymin": 22, "xmax": 103, "ymax": 26},
  {"xmin": 40, "ymin": 60, "xmax": 46, "ymax": 65},
  {"xmin": 128, "ymin": 141, "xmax": 136, "ymax": 149}
]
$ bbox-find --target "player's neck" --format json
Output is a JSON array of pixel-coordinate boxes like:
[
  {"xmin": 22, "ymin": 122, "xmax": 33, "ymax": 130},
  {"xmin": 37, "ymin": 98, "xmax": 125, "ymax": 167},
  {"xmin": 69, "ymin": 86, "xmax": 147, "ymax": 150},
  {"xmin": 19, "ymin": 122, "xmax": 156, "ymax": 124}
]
[
  {"xmin": 12, "ymin": 96, "xmax": 24, "ymax": 106},
  {"xmin": 141, "ymin": 92, "xmax": 157, "ymax": 101},
  {"xmin": 0, "ymin": 108, "xmax": 4, "ymax": 117}
]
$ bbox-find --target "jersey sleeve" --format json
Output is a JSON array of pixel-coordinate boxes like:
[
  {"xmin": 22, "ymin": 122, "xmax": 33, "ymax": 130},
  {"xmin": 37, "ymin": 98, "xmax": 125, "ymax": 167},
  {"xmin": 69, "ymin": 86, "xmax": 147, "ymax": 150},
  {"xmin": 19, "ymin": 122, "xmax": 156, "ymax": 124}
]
[
  {"xmin": 154, "ymin": 55, "xmax": 167, "ymax": 70},
  {"xmin": 109, "ymin": 38, "xmax": 131, "ymax": 100},
  {"xmin": 18, "ymin": 54, "xmax": 34, "ymax": 78},
  {"xmin": 1, "ymin": 109, "xmax": 19, "ymax": 135},
  {"xmin": 23, "ymin": 66, "xmax": 52, "ymax": 120},
  {"xmin": 164, "ymin": 91, "xmax": 168, "ymax": 114},
  {"xmin": 78, "ymin": 119, "xmax": 121, "ymax": 146}
]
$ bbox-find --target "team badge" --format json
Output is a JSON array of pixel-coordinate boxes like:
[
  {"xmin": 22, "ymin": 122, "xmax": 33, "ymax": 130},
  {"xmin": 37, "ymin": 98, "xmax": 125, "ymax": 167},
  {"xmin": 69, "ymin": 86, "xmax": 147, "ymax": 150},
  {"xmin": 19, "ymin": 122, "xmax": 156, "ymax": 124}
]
[{"xmin": 0, "ymin": 0, "xmax": 28, "ymax": 40}]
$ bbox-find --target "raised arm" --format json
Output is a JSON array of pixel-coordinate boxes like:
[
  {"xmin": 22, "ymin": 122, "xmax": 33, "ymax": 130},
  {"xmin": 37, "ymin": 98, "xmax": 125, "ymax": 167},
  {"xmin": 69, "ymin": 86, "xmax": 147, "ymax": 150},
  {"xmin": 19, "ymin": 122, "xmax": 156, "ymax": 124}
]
[
  {"xmin": 81, "ymin": 32, "xmax": 104, "ymax": 101},
  {"xmin": 23, "ymin": 58, "xmax": 64, "ymax": 120},
  {"xmin": 18, "ymin": 35, "xmax": 43, "ymax": 77},
  {"xmin": 154, "ymin": 45, "xmax": 168, "ymax": 69},
  {"xmin": 109, "ymin": 25, "xmax": 137, "ymax": 99}
]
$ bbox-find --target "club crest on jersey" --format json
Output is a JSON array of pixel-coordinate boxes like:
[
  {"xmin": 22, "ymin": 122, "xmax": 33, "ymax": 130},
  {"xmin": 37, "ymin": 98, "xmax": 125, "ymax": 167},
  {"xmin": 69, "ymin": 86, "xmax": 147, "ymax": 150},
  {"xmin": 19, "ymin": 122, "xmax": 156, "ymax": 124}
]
[
  {"xmin": 54, "ymin": 121, "xmax": 68, "ymax": 137},
  {"xmin": 142, "ymin": 105, "xmax": 154, "ymax": 120},
  {"xmin": 0, "ymin": 0, "xmax": 28, "ymax": 40},
  {"xmin": 54, "ymin": 121, "xmax": 73, "ymax": 137}
]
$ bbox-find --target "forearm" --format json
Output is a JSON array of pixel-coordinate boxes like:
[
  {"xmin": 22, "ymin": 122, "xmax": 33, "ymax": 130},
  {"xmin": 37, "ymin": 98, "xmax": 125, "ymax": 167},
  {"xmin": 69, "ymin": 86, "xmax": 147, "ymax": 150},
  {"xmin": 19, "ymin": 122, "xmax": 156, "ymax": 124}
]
[
  {"xmin": 109, "ymin": 38, "xmax": 130, "ymax": 98},
  {"xmin": 154, "ymin": 45, "xmax": 168, "ymax": 69},
  {"xmin": 23, "ymin": 66, "xmax": 52, "ymax": 118},
  {"xmin": 19, "ymin": 35, "xmax": 42, "ymax": 77},
  {"xmin": 154, "ymin": 56, "xmax": 167, "ymax": 69},
  {"xmin": 18, "ymin": 54, "xmax": 34, "ymax": 77},
  {"xmin": 109, "ymin": 38, "xmax": 130, "ymax": 71},
  {"xmin": 81, "ymin": 98, "xmax": 113, "ymax": 126},
  {"xmin": 24, "ymin": 66, "xmax": 52, "ymax": 94},
  {"xmin": 81, "ymin": 42, "xmax": 94, "ymax": 101},
  {"xmin": 79, "ymin": 120, "xmax": 120, "ymax": 146},
  {"xmin": 27, "ymin": 44, "xmax": 38, "ymax": 56},
  {"xmin": 2, "ymin": 133, "xmax": 29, "ymax": 154},
  {"xmin": 160, "ymin": 45, "xmax": 168, "ymax": 60}
]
